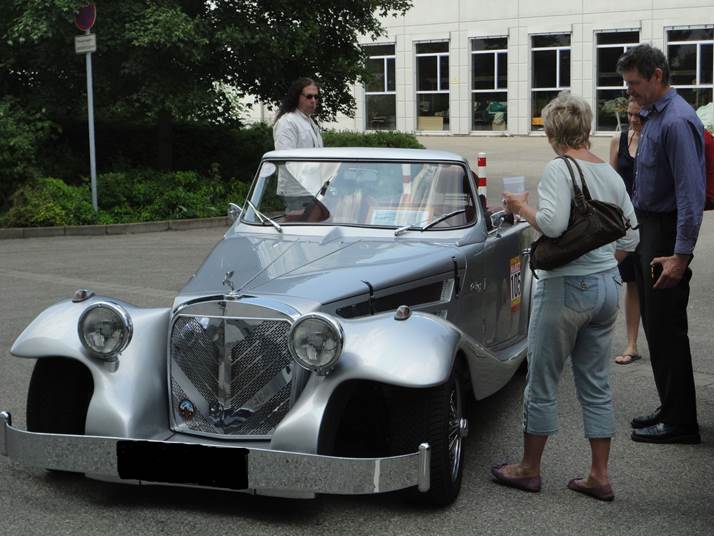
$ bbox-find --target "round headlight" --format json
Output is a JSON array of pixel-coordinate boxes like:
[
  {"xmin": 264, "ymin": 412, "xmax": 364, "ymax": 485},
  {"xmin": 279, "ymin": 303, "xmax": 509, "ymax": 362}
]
[
  {"xmin": 287, "ymin": 313, "xmax": 343, "ymax": 375},
  {"xmin": 78, "ymin": 302, "xmax": 132, "ymax": 359}
]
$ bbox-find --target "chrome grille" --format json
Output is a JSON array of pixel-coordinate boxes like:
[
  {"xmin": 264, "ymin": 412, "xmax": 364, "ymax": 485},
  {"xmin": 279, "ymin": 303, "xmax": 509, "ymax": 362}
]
[{"xmin": 170, "ymin": 312, "xmax": 293, "ymax": 437}]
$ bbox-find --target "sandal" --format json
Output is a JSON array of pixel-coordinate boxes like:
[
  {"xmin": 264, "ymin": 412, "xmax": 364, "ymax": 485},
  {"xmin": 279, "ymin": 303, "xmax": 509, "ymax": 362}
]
[
  {"xmin": 567, "ymin": 478, "xmax": 614, "ymax": 502},
  {"xmin": 615, "ymin": 353, "xmax": 641, "ymax": 365}
]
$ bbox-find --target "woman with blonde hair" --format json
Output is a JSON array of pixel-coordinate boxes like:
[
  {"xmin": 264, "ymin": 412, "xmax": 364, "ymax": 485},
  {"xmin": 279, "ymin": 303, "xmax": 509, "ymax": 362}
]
[{"xmin": 491, "ymin": 93, "xmax": 639, "ymax": 501}]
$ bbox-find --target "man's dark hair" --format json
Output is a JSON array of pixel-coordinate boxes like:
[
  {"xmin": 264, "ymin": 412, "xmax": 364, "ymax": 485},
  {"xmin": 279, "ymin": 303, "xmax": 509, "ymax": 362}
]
[
  {"xmin": 274, "ymin": 77, "xmax": 319, "ymax": 122},
  {"xmin": 616, "ymin": 44, "xmax": 670, "ymax": 85}
]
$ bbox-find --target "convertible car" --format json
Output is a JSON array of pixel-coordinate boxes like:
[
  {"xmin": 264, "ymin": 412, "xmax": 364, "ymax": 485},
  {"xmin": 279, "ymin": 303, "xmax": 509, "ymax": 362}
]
[{"xmin": 1, "ymin": 147, "xmax": 534, "ymax": 506}]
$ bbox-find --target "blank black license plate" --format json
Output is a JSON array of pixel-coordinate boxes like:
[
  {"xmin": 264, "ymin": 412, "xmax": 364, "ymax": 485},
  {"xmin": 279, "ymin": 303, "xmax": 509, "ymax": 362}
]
[{"xmin": 117, "ymin": 441, "xmax": 249, "ymax": 490}]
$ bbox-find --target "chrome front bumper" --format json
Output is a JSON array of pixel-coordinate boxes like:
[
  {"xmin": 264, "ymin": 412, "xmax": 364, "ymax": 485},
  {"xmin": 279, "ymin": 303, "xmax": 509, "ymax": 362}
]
[{"xmin": 0, "ymin": 412, "xmax": 430, "ymax": 497}]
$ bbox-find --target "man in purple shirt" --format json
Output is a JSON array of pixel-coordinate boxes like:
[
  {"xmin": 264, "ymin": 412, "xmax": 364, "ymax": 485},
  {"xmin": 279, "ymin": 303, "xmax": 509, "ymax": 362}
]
[{"xmin": 617, "ymin": 44, "xmax": 705, "ymax": 444}]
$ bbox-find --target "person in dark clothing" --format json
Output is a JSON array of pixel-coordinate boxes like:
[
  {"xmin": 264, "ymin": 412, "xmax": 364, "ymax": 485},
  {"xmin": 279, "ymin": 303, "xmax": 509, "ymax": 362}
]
[
  {"xmin": 617, "ymin": 44, "xmax": 706, "ymax": 444},
  {"xmin": 608, "ymin": 98, "xmax": 643, "ymax": 365}
]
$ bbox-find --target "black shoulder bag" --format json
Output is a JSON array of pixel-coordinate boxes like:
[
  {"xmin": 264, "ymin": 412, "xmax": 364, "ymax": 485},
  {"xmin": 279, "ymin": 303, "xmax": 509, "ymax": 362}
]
[{"xmin": 529, "ymin": 155, "xmax": 631, "ymax": 273}]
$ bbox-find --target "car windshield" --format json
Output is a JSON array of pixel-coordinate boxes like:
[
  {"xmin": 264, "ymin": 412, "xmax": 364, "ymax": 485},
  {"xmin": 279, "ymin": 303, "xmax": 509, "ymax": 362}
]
[{"xmin": 243, "ymin": 160, "xmax": 477, "ymax": 229}]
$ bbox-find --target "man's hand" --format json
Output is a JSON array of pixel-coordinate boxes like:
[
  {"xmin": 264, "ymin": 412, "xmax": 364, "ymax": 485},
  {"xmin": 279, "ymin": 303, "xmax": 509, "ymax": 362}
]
[{"xmin": 651, "ymin": 254, "xmax": 689, "ymax": 289}]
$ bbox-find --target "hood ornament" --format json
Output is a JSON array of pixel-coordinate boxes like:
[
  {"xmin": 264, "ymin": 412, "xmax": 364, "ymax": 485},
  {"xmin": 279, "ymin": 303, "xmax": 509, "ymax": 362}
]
[{"xmin": 223, "ymin": 270, "xmax": 237, "ymax": 295}]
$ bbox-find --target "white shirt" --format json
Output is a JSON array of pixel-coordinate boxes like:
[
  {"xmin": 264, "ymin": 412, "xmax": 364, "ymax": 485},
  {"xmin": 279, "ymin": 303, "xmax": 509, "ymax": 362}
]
[
  {"xmin": 273, "ymin": 110, "xmax": 323, "ymax": 150},
  {"xmin": 534, "ymin": 158, "xmax": 640, "ymax": 279}
]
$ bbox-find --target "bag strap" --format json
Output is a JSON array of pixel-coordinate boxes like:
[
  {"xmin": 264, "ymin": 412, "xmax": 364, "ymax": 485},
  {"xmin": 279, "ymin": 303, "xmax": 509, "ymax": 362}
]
[{"xmin": 556, "ymin": 155, "xmax": 592, "ymax": 209}]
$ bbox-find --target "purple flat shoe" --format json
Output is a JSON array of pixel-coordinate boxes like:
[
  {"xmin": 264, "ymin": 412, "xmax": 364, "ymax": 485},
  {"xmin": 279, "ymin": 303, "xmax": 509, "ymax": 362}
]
[
  {"xmin": 567, "ymin": 478, "xmax": 614, "ymax": 502},
  {"xmin": 490, "ymin": 463, "xmax": 541, "ymax": 492}
]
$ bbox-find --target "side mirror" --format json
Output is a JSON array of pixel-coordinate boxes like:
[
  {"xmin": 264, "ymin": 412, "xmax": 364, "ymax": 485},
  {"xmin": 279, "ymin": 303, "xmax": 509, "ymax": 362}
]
[{"xmin": 228, "ymin": 202, "xmax": 243, "ymax": 223}]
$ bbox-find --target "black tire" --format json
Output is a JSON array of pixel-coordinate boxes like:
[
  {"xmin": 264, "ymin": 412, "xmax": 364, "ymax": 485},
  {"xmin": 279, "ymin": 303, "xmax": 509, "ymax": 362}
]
[
  {"xmin": 27, "ymin": 358, "xmax": 93, "ymax": 436},
  {"xmin": 390, "ymin": 366, "xmax": 466, "ymax": 506}
]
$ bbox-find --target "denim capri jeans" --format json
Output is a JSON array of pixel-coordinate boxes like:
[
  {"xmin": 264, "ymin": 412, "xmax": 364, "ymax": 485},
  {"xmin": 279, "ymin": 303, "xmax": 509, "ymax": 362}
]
[{"xmin": 523, "ymin": 267, "xmax": 620, "ymax": 438}]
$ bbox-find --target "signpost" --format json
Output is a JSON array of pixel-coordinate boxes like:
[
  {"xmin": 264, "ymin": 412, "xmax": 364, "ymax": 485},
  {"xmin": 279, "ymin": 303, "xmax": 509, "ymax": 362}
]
[{"xmin": 75, "ymin": 5, "xmax": 98, "ymax": 211}]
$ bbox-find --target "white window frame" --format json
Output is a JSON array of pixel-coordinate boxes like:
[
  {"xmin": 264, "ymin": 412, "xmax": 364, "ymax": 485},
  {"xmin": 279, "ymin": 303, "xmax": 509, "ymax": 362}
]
[
  {"xmin": 471, "ymin": 37, "xmax": 508, "ymax": 95},
  {"xmin": 667, "ymin": 26, "xmax": 714, "ymax": 94},
  {"xmin": 594, "ymin": 30, "xmax": 640, "ymax": 132},
  {"xmin": 531, "ymin": 36, "xmax": 571, "ymax": 94},
  {"xmin": 364, "ymin": 44, "xmax": 397, "ymax": 131},
  {"xmin": 415, "ymin": 42, "xmax": 450, "ymax": 95}
]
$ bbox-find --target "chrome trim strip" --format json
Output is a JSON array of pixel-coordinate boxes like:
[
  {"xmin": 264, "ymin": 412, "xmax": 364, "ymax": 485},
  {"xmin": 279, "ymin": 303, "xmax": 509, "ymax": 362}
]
[{"xmin": 0, "ymin": 415, "xmax": 430, "ymax": 496}]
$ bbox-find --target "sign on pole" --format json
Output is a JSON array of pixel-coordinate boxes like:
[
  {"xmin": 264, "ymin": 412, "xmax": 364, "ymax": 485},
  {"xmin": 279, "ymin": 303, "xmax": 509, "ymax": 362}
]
[
  {"xmin": 75, "ymin": 5, "xmax": 96, "ymax": 31},
  {"xmin": 74, "ymin": 34, "xmax": 96, "ymax": 54},
  {"xmin": 74, "ymin": 5, "xmax": 98, "ymax": 211}
]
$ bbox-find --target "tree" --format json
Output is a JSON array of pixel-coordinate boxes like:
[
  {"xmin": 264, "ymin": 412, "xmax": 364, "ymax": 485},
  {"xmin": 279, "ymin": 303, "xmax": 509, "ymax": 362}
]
[{"xmin": 0, "ymin": 1, "xmax": 411, "ymax": 168}]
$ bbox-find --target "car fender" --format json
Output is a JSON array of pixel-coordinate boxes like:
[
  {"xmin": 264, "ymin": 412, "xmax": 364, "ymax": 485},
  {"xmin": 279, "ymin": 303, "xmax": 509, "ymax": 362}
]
[
  {"xmin": 10, "ymin": 296, "xmax": 171, "ymax": 439},
  {"xmin": 271, "ymin": 311, "xmax": 461, "ymax": 453}
]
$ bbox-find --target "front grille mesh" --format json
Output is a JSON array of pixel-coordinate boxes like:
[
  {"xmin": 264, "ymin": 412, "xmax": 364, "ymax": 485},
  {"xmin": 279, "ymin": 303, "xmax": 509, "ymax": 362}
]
[{"xmin": 170, "ymin": 314, "xmax": 293, "ymax": 437}]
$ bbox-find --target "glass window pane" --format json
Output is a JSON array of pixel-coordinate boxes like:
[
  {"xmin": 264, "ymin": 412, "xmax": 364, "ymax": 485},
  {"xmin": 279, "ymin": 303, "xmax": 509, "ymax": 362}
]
[
  {"xmin": 532, "ymin": 34, "xmax": 570, "ymax": 48},
  {"xmin": 366, "ymin": 95, "xmax": 396, "ymax": 130},
  {"xmin": 497, "ymin": 52, "xmax": 508, "ymax": 89},
  {"xmin": 669, "ymin": 28, "xmax": 714, "ymax": 42},
  {"xmin": 417, "ymin": 42, "xmax": 448, "ymax": 54},
  {"xmin": 417, "ymin": 94, "xmax": 450, "ymax": 131},
  {"xmin": 473, "ymin": 53, "xmax": 495, "ymax": 90},
  {"xmin": 531, "ymin": 90, "xmax": 562, "ymax": 131},
  {"xmin": 597, "ymin": 31, "xmax": 639, "ymax": 45},
  {"xmin": 533, "ymin": 49, "xmax": 557, "ymax": 88},
  {"xmin": 365, "ymin": 57, "xmax": 385, "ymax": 93},
  {"xmin": 472, "ymin": 91, "xmax": 507, "ymax": 131},
  {"xmin": 598, "ymin": 46, "xmax": 626, "ymax": 86},
  {"xmin": 472, "ymin": 37, "xmax": 507, "ymax": 51},
  {"xmin": 559, "ymin": 49, "xmax": 571, "ymax": 87},
  {"xmin": 364, "ymin": 44, "xmax": 395, "ymax": 57},
  {"xmin": 677, "ymin": 87, "xmax": 714, "ymax": 110},
  {"xmin": 701, "ymin": 44, "xmax": 713, "ymax": 85},
  {"xmin": 596, "ymin": 89, "xmax": 629, "ymax": 131},
  {"xmin": 440, "ymin": 56, "xmax": 450, "ymax": 90},
  {"xmin": 418, "ymin": 56, "xmax": 438, "ymax": 91},
  {"xmin": 386, "ymin": 57, "xmax": 396, "ymax": 92},
  {"xmin": 669, "ymin": 44, "xmax": 698, "ymax": 85}
]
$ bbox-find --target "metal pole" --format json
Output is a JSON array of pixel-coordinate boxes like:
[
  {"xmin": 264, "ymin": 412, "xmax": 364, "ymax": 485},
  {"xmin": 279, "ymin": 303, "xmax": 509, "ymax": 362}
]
[{"xmin": 85, "ymin": 32, "xmax": 97, "ymax": 211}]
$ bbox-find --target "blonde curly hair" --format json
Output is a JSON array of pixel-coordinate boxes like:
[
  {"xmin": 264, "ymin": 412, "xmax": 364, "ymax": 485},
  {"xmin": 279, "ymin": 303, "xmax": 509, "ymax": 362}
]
[{"xmin": 542, "ymin": 92, "xmax": 592, "ymax": 152}]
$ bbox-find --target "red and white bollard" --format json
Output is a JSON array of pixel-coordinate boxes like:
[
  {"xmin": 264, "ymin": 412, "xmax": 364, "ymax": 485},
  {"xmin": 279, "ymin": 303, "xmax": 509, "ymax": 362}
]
[{"xmin": 476, "ymin": 152, "xmax": 488, "ymax": 199}]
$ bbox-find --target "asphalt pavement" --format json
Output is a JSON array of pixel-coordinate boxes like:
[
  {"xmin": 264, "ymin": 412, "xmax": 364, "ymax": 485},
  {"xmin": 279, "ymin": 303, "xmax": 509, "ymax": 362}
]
[{"xmin": 0, "ymin": 136, "xmax": 712, "ymax": 535}]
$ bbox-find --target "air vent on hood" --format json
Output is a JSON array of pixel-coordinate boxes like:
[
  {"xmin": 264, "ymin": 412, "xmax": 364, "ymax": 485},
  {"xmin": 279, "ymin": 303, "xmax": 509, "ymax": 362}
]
[{"xmin": 336, "ymin": 281, "xmax": 446, "ymax": 319}]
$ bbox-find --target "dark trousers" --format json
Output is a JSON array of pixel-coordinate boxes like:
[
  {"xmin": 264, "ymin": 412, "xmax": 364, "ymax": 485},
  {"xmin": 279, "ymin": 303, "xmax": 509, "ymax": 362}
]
[{"xmin": 633, "ymin": 210, "xmax": 698, "ymax": 427}]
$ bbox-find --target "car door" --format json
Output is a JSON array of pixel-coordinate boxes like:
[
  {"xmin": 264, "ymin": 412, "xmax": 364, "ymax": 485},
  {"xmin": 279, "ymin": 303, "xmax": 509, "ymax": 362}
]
[{"xmin": 475, "ymin": 217, "xmax": 531, "ymax": 349}]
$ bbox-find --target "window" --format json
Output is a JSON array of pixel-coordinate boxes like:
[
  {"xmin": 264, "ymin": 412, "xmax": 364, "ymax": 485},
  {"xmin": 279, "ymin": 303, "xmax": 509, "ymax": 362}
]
[
  {"xmin": 667, "ymin": 27, "xmax": 714, "ymax": 110},
  {"xmin": 471, "ymin": 37, "xmax": 508, "ymax": 131},
  {"xmin": 595, "ymin": 31, "xmax": 640, "ymax": 131},
  {"xmin": 416, "ymin": 41, "xmax": 449, "ymax": 131},
  {"xmin": 364, "ymin": 44, "xmax": 396, "ymax": 130},
  {"xmin": 531, "ymin": 34, "xmax": 570, "ymax": 131}
]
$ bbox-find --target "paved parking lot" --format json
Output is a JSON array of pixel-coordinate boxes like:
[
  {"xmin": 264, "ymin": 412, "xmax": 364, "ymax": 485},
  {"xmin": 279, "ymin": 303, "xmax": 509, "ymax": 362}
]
[{"xmin": 0, "ymin": 136, "xmax": 712, "ymax": 535}]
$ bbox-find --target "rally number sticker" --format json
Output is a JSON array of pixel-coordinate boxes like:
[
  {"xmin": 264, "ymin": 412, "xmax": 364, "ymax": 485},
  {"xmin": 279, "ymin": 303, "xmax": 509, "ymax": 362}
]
[{"xmin": 510, "ymin": 257, "xmax": 522, "ymax": 311}]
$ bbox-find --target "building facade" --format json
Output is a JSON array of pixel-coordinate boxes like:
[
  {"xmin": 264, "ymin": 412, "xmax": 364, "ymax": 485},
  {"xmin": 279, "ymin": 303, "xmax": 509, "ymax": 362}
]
[{"xmin": 332, "ymin": 0, "xmax": 714, "ymax": 136}]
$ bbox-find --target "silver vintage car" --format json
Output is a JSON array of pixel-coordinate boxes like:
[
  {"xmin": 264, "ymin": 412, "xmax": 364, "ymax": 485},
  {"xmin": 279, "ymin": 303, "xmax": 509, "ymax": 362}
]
[{"xmin": 1, "ymin": 148, "xmax": 534, "ymax": 506}]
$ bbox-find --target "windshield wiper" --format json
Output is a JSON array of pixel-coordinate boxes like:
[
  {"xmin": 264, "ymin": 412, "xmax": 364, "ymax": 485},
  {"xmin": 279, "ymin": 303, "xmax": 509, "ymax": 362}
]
[
  {"xmin": 246, "ymin": 200, "xmax": 283, "ymax": 233},
  {"xmin": 394, "ymin": 208, "xmax": 467, "ymax": 236}
]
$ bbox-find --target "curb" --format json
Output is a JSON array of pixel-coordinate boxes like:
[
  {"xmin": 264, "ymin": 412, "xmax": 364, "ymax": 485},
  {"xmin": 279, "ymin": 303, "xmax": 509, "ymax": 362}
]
[{"xmin": 0, "ymin": 216, "xmax": 231, "ymax": 240}]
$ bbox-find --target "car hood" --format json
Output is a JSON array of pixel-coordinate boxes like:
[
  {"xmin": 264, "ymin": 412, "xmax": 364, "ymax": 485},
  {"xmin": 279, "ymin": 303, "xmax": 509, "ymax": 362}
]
[{"xmin": 179, "ymin": 232, "xmax": 460, "ymax": 305}]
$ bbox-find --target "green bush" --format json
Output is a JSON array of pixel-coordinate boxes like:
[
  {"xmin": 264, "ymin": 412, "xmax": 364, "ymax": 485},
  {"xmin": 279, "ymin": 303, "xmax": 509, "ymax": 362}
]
[
  {"xmin": 323, "ymin": 130, "xmax": 424, "ymax": 149},
  {"xmin": 0, "ymin": 98, "xmax": 55, "ymax": 209},
  {"xmin": 1, "ymin": 178, "xmax": 97, "ymax": 227},
  {"xmin": 0, "ymin": 172, "xmax": 249, "ymax": 227}
]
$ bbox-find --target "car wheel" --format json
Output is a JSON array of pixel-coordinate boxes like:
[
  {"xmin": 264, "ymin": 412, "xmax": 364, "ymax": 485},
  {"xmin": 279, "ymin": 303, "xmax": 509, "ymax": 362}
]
[
  {"xmin": 27, "ymin": 357, "xmax": 93, "ymax": 436},
  {"xmin": 390, "ymin": 365, "xmax": 466, "ymax": 506}
]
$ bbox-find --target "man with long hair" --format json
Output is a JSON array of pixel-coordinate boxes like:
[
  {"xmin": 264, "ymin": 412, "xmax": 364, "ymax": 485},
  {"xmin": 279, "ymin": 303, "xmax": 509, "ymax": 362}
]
[{"xmin": 273, "ymin": 77, "xmax": 323, "ymax": 150}]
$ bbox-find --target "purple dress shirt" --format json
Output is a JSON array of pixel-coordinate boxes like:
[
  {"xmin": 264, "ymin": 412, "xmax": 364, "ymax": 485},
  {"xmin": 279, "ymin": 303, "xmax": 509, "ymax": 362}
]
[{"xmin": 634, "ymin": 88, "xmax": 706, "ymax": 255}]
